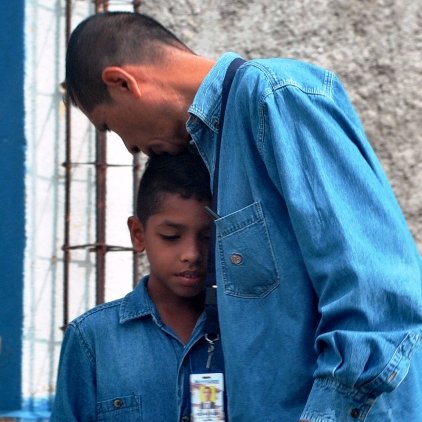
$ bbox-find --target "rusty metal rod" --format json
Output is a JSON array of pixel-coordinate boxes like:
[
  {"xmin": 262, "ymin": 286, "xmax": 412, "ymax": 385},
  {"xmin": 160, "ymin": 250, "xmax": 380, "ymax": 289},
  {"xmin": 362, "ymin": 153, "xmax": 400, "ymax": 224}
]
[
  {"xmin": 132, "ymin": 153, "xmax": 142, "ymax": 287},
  {"xmin": 62, "ymin": 0, "xmax": 73, "ymax": 331},
  {"xmin": 95, "ymin": 131, "xmax": 107, "ymax": 305},
  {"xmin": 94, "ymin": 0, "xmax": 109, "ymax": 305}
]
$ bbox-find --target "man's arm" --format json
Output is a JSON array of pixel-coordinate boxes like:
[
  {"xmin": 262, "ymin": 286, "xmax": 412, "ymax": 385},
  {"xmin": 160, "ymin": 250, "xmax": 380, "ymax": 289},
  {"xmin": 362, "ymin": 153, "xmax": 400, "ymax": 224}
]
[{"xmin": 258, "ymin": 66, "xmax": 422, "ymax": 420}]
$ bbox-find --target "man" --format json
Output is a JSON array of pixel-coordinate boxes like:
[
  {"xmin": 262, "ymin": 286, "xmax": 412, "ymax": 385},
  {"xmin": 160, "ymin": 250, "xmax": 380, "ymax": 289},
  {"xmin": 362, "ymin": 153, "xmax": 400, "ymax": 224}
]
[
  {"xmin": 65, "ymin": 11, "xmax": 422, "ymax": 421},
  {"xmin": 200, "ymin": 386, "xmax": 216, "ymax": 410}
]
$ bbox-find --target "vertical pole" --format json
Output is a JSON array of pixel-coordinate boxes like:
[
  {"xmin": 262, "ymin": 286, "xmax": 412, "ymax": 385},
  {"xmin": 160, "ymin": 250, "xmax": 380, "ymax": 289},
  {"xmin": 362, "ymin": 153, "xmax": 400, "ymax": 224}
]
[
  {"xmin": 94, "ymin": 0, "xmax": 108, "ymax": 304},
  {"xmin": 132, "ymin": 154, "xmax": 142, "ymax": 287},
  {"xmin": 62, "ymin": 0, "xmax": 72, "ymax": 329},
  {"xmin": 132, "ymin": 0, "xmax": 143, "ymax": 287},
  {"xmin": 133, "ymin": 0, "xmax": 142, "ymax": 12},
  {"xmin": 95, "ymin": 131, "xmax": 107, "ymax": 304}
]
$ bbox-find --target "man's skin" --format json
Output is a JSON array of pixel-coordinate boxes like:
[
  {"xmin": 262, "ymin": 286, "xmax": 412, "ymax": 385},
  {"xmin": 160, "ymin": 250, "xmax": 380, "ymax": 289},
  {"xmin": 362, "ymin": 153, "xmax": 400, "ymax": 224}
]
[{"xmin": 78, "ymin": 48, "xmax": 215, "ymax": 156}]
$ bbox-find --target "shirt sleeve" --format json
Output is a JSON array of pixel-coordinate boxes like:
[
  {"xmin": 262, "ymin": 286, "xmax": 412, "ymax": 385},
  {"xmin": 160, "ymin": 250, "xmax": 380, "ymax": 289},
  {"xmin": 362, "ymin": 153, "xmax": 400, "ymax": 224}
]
[
  {"xmin": 51, "ymin": 323, "xmax": 97, "ymax": 421},
  {"xmin": 257, "ymin": 67, "xmax": 422, "ymax": 420}
]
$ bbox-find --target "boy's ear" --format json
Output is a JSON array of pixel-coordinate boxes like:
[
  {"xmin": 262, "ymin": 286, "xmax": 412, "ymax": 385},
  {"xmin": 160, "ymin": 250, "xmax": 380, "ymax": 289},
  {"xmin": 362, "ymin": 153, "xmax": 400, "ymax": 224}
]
[
  {"xmin": 102, "ymin": 66, "xmax": 142, "ymax": 98},
  {"xmin": 127, "ymin": 216, "xmax": 146, "ymax": 253}
]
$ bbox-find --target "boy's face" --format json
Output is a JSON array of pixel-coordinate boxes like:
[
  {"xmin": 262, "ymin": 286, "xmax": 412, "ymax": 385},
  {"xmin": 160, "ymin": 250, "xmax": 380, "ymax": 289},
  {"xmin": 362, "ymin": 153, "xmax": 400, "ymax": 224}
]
[{"xmin": 128, "ymin": 193, "xmax": 212, "ymax": 301}]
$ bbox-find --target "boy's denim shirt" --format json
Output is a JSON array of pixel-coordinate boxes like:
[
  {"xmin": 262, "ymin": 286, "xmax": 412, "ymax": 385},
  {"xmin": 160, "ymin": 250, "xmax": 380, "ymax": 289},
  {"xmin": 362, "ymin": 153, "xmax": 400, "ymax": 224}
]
[
  {"xmin": 188, "ymin": 52, "xmax": 422, "ymax": 421},
  {"xmin": 51, "ymin": 276, "xmax": 224, "ymax": 421}
]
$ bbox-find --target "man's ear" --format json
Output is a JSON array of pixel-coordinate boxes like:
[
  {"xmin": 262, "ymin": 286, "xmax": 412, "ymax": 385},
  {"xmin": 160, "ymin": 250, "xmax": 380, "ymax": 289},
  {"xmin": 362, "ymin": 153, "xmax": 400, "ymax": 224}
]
[
  {"xmin": 127, "ymin": 216, "xmax": 146, "ymax": 253},
  {"xmin": 102, "ymin": 66, "xmax": 142, "ymax": 98}
]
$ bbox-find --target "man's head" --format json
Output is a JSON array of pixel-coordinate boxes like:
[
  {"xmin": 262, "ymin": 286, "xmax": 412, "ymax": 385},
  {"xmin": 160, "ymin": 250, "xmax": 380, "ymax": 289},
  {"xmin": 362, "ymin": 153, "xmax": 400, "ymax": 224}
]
[
  {"xmin": 203, "ymin": 386, "xmax": 212, "ymax": 401},
  {"xmin": 128, "ymin": 151, "xmax": 212, "ymax": 300},
  {"xmin": 66, "ymin": 12, "xmax": 213, "ymax": 156},
  {"xmin": 66, "ymin": 12, "xmax": 192, "ymax": 113}
]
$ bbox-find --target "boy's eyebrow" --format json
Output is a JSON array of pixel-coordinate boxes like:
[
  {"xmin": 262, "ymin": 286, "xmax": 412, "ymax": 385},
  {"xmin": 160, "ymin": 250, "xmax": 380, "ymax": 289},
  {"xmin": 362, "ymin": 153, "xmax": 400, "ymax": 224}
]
[
  {"xmin": 156, "ymin": 221, "xmax": 211, "ymax": 230},
  {"xmin": 156, "ymin": 221, "xmax": 185, "ymax": 229}
]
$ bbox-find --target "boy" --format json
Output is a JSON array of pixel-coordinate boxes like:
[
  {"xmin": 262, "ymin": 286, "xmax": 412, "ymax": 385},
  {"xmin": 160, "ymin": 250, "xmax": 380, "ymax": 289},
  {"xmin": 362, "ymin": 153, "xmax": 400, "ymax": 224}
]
[{"xmin": 51, "ymin": 151, "xmax": 224, "ymax": 421}]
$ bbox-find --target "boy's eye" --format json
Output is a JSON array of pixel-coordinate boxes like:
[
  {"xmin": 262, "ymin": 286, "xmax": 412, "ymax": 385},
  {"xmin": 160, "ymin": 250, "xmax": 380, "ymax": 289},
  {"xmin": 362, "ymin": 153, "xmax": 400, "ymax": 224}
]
[{"xmin": 160, "ymin": 234, "xmax": 180, "ymax": 241}]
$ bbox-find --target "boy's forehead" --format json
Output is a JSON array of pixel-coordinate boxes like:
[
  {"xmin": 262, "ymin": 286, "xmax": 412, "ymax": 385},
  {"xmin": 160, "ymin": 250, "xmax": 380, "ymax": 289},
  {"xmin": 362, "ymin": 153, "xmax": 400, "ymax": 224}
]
[
  {"xmin": 156, "ymin": 192, "xmax": 209, "ymax": 209},
  {"xmin": 151, "ymin": 193, "xmax": 211, "ymax": 222}
]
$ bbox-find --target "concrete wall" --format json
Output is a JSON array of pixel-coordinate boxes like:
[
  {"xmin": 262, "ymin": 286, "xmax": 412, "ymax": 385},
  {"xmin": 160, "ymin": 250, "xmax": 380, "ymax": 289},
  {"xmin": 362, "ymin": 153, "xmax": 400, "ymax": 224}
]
[{"xmin": 141, "ymin": 0, "xmax": 422, "ymax": 250}]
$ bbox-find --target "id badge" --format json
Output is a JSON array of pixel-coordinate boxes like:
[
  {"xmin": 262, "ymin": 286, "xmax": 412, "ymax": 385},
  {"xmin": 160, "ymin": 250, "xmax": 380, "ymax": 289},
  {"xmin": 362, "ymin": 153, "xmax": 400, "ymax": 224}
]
[{"xmin": 190, "ymin": 372, "xmax": 225, "ymax": 421}]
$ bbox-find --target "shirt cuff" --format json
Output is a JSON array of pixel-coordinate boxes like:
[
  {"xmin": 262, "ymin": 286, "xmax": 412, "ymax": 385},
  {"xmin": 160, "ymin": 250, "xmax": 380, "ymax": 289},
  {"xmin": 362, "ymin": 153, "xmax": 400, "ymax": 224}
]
[{"xmin": 300, "ymin": 378, "xmax": 377, "ymax": 422}]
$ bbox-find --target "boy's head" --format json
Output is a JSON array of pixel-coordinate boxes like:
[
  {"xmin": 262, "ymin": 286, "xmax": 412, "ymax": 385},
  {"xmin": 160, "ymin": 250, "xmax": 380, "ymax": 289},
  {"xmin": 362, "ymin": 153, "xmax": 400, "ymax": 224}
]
[
  {"xmin": 135, "ymin": 151, "xmax": 211, "ymax": 225},
  {"xmin": 128, "ymin": 151, "xmax": 212, "ymax": 300}
]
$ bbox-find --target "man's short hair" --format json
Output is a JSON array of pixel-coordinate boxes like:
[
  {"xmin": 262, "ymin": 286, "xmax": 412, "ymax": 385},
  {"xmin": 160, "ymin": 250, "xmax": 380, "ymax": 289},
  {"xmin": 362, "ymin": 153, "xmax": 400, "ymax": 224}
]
[
  {"xmin": 65, "ymin": 12, "xmax": 192, "ymax": 112},
  {"xmin": 136, "ymin": 151, "xmax": 211, "ymax": 225}
]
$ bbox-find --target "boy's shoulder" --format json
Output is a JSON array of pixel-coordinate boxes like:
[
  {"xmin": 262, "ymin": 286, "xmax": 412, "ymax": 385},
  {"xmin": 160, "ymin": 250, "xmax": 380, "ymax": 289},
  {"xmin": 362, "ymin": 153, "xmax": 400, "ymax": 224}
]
[
  {"xmin": 69, "ymin": 297, "xmax": 124, "ymax": 331},
  {"xmin": 68, "ymin": 277, "xmax": 152, "ymax": 332}
]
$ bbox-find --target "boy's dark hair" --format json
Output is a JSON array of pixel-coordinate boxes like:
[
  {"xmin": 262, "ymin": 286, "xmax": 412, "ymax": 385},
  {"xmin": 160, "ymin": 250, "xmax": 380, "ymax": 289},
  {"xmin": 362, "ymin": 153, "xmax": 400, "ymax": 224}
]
[
  {"xmin": 65, "ymin": 12, "xmax": 192, "ymax": 112},
  {"xmin": 137, "ymin": 152, "xmax": 211, "ymax": 225}
]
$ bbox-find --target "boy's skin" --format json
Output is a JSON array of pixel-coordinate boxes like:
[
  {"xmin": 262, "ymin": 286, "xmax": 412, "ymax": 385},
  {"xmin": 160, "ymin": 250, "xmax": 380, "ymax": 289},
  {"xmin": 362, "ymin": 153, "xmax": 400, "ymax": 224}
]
[{"xmin": 128, "ymin": 192, "xmax": 211, "ymax": 343}]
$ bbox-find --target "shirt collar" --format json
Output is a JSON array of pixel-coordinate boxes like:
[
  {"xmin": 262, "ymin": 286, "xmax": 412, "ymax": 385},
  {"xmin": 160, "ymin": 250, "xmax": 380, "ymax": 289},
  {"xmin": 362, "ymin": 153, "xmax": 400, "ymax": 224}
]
[
  {"xmin": 188, "ymin": 52, "xmax": 241, "ymax": 134},
  {"xmin": 119, "ymin": 276, "xmax": 157, "ymax": 323},
  {"xmin": 118, "ymin": 276, "xmax": 209, "ymax": 332},
  {"xmin": 187, "ymin": 52, "xmax": 241, "ymax": 177}
]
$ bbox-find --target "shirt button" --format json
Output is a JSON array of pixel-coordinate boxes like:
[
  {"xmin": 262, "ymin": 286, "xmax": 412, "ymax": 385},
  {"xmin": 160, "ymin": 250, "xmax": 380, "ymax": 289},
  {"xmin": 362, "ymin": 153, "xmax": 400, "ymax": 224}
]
[
  {"xmin": 181, "ymin": 416, "xmax": 190, "ymax": 422},
  {"xmin": 113, "ymin": 399, "xmax": 124, "ymax": 408},
  {"xmin": 350, "ymin": 408, "xmax": 360, "ymax": 418},
  {"xmin": 230, "ymin": 253, "xmax": 243, "ymax": 265}
]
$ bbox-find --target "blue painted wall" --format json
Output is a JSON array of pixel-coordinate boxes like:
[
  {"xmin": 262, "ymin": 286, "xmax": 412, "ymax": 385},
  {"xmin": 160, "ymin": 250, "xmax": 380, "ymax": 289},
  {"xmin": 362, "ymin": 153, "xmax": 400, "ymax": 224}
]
[{"xmin": 0, "ymin": 0, "xmax": 25, "ymax": 412}]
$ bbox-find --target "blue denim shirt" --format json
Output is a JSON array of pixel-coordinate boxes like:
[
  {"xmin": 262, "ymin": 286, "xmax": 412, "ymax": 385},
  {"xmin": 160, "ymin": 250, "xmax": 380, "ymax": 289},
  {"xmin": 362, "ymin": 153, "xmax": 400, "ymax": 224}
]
[
  {"xmin": 51, "ymin": 276, "xmax": 224, "ymax": 422},
  {"xmin": 188, "ymin": 53, "xmax": 422, "ymax": 421}
]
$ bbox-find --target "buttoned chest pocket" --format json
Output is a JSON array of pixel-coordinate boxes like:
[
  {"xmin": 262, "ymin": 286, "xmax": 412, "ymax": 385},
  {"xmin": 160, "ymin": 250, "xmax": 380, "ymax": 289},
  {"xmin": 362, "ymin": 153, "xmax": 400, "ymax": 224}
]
[
  {"xmin": 97, "ymin": 394, "xmax": 142, "ymax": 421},
  {"xmin": 216, "ymin": 202, "xmax": 280, "ymax": 298}
]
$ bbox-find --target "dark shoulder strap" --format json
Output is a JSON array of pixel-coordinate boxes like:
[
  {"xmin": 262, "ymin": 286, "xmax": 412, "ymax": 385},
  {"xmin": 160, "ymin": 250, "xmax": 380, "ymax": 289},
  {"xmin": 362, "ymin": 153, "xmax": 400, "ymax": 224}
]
[
  {"xmin": 212, "ymin": 57, "xmax": 246, "ymax": 205},
  {"xmin": 205, "ymin": 57, "xmax": 246, "ymax": 335}
]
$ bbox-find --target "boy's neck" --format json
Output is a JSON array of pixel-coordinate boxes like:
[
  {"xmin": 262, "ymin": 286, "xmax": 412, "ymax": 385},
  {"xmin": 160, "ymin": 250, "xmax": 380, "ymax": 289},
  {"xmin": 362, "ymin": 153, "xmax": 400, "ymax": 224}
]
[{"xmin": 152, "ymin": 292, "xmax": 205, "ymax": 345}]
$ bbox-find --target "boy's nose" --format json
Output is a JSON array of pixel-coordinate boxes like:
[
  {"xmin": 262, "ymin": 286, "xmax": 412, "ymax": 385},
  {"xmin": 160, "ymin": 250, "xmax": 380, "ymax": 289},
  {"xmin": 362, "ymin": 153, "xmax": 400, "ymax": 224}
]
[{"xmin": 180, "ymin": 239, "xmax": 203, "ymax": 263}]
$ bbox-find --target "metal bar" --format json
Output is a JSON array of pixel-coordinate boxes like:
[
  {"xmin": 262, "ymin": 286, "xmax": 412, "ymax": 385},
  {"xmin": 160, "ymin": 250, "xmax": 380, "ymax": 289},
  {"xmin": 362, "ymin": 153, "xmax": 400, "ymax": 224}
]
[
  {"xmin": 94, "ymin": 0, "xmax": 109, "ymax": 304},
  {"xmin": 131, "ymin": 0, "xmax": 143, "ymax": 289},
  {"xmin": 133, "ymin": 0, "xmax": 142, "ymax": 12},
  {"xmin": 95, "ymin": 130, "xmax": 107, "ymax": 305},
  {"xmin": 63, "ymin": 243, "xmax": 133, "ymax": 252},
  {"xmin": 62, "ymin": 0, "xmax": 72, "ymax": 331},
  {"xmin": 132, "ymin": 154, "xmax": 142, "ymax": 287}
]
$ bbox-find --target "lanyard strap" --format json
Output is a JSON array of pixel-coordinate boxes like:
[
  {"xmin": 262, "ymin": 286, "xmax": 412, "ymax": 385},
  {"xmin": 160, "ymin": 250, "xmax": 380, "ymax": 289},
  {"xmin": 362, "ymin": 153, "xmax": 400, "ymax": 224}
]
[{"xmin": 205, "ymin": 57, "xmax": 246, "ymax": 335}]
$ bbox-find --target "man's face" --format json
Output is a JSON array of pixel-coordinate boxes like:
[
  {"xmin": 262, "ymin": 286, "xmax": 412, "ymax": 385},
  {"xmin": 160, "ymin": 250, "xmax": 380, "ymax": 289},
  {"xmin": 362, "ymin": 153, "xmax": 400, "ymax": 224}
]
[
  {"xmin": 83, "ymin": 93, "xmax": 191, "ymax": 156},
  {"xmin": 203, "ymin": 387, "xmax": 212, "ymax": 401}
]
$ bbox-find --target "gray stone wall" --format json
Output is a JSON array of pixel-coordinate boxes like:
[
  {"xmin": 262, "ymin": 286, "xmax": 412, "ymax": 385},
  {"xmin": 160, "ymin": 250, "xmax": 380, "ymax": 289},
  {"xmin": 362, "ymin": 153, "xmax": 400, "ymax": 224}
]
[{"xmin": 141, "ymin": 0, "xmax": 422, "ymax": 251}]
